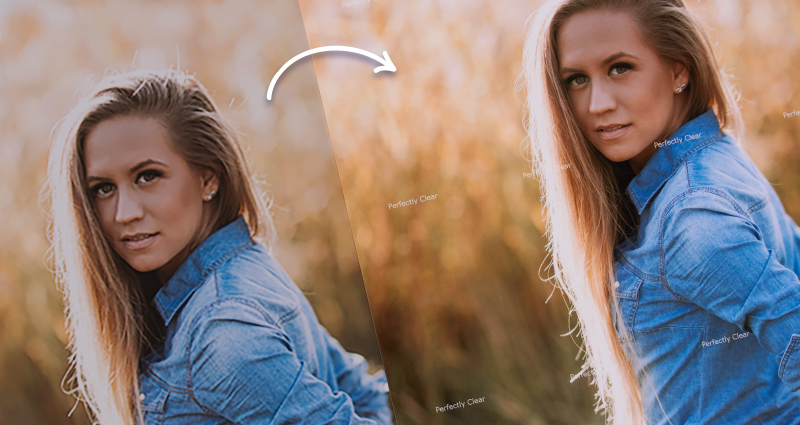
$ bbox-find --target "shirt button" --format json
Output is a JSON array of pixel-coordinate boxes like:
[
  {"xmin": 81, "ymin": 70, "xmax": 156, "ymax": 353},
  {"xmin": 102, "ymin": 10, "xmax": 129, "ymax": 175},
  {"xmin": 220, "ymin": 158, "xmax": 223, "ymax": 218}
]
[
  {"xmin": 613, "ymin": 281, "xmax": 620, "ymax": 288},
  {"xmin": 139, "ymin": 393, "xmax": 146, "ymax": 402}
]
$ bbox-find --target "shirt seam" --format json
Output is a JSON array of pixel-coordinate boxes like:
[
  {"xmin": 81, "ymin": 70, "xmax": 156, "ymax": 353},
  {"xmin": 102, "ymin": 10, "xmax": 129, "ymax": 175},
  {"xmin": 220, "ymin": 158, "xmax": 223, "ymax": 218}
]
[
  {"xmin": 141, "ymin": 363, "xmax": 192, "ymax": 395},
  {"xmin": 632, "ymin": 132, "xmax": 723, "ymax": 213},
  {"xmin": 685, "ymin": 153, "xmax": 692, "ymax": 191},
  {"xmin": 735, "ymin": 250, "xmax": 775, "ymax": 331},
  {"xmin": 628, "ymin": 185, "xmax": 642, "ymax": 211},
  {"xmin": 658, "ymin": 187, "xmax": 751, "ymax": 302},
  {"xmin": 184, "ymin": 297, "xmax": 288, "ymax": 416},
  {"xmin": 684, "ymin": 137, "xmax": 767, "ymax": 217},
  {"xmin": 158, "ymin": 240, "xmax": 255, "ymax": 325},
  {"xmin": 747, "ymin": 197, "xmax": 770, "ymax": 215},
  {"xmin": 617, "ymin": 254, "xmax": 660, "ymax": 282},
  {"xmin": 779, "ymin": 335, "xmax": 800, "ymax": 379},
  {"xmin": 677, "ymin": 132, "xmax": 723, "ymax": 173},
  {"xmin": 200, "ymin": 241, "xmax": 254, "ymax": 291},
  {"xmin": 271, "ymin": 362, "xmax": 313, "ymax": 423},
  {"xmin": 212, "ymin": 261, "xmax": 302, "ymax": 327}
]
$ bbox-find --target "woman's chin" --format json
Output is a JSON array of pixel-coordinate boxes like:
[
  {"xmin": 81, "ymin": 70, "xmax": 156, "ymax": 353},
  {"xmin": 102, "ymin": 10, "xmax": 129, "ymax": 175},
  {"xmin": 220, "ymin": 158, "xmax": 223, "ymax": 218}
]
[
  {"xmin": 122, "ymin": 255, "xmax": 167, "ymax": 274},
  {"xmin": 589, "ymin": 139, "xmax": 635, "ymax": 164},
  {"xmin": 600, "ymin": 142, "xmax": 651, "ymax": 165},
  {"xmin": 599, "ymin": 149, "xmax": 635, "ymax": 164}
]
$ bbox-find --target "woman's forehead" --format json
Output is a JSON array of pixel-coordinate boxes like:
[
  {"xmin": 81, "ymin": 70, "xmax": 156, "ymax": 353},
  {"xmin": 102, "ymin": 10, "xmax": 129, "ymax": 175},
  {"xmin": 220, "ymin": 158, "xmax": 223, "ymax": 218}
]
[
  {"xmin": 556, "ymin": 10, "xmax": 648, "ymax": 68},
  {"xmin": 83, "ymin": 116, "xmax": 178, "ymax": 176}
]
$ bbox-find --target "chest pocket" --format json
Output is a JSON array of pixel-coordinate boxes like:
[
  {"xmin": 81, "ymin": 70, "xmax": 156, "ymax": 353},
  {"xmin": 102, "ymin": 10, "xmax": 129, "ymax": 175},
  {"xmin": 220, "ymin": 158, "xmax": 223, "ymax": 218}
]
[
  {"xmin": 138, "ymin": 373, "xmax": 170, "ymax": 425},
  {"xmin": 612, "ymin": 262, "xmax": 645, "ymax": 343}
]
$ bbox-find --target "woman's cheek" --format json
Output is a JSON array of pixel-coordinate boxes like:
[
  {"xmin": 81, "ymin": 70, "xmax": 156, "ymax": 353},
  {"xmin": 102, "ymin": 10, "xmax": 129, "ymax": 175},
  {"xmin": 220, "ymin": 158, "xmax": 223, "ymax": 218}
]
[{"xmin": 95, "ymin": 201, "xmax": 117, "ymax": 241}]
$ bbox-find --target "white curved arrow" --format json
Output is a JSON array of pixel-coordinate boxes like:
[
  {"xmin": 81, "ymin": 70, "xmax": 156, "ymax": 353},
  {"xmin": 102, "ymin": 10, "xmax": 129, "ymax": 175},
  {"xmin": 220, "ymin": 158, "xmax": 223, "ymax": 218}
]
[{"xmin": 267, "ymin": 46, "xmax": 396, "ymax": 101}]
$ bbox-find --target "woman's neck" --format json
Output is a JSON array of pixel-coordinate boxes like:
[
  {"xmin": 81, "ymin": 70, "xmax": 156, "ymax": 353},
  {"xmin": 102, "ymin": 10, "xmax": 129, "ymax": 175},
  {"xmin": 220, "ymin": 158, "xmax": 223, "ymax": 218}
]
[{"xmin": 628, "ymin": 105, "xmax": 693, "ymax": 175}]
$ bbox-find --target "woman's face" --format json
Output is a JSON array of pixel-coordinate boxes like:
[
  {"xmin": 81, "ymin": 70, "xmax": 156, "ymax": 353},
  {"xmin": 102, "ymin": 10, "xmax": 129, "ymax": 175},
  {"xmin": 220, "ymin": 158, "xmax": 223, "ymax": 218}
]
[
  {"xmin": 83, "ymin": 115, "xmax": 219, "ymax": 283},
  {"xmin": 556, "ymin": 10, "xmax": 689, "ymax": 173}
]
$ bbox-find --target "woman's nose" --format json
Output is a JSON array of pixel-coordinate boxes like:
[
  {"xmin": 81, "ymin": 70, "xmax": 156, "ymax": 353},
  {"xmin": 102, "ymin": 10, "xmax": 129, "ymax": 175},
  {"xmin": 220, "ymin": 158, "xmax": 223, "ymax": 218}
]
[
  {"xmin": 114, "ymin": 187, "xmax": 144, "ymax": 224},
  {"xmin": 588, "ymin": 80, "xmax": 617, "ymax": 115}
]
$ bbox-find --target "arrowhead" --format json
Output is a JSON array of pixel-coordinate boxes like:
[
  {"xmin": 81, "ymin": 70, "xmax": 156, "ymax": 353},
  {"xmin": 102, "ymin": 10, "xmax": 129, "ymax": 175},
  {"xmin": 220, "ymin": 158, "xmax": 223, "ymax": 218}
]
[{"xmin": 374, "ymin": 51, "xmax": 397, "ymax": 73}]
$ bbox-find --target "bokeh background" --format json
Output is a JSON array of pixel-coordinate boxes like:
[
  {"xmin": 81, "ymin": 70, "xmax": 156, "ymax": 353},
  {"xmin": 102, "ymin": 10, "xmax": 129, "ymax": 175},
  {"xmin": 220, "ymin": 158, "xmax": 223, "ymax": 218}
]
[
  {"xmin": 0, "ymin": 1, "xmax": 386, "ymax": 424},
  {"xmin": 298, "ymin": 0, "xmax": 800, "ymax": 424}
]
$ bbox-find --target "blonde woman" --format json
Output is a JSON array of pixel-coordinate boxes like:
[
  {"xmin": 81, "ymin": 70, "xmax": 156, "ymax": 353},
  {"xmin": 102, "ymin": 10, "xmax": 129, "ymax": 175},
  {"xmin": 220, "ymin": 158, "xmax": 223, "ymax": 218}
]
[
  {"xmin": 46, "ymin": 69, "xmax": 391, "ymax": 425},
  {"xmin": 524, "ymin": 0, "xmax": 800, "ymax": 424}
]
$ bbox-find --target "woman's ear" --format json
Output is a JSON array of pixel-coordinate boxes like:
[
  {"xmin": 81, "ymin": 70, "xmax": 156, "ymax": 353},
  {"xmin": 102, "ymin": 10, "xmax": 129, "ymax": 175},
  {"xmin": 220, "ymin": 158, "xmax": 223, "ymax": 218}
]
[
  {"xmin": 671, "ymin": 62, "xmax": 690, "ymax": 90},
  {"xmin": 200, "ymin": 169, "xmax": 220, "ymax": 201}
]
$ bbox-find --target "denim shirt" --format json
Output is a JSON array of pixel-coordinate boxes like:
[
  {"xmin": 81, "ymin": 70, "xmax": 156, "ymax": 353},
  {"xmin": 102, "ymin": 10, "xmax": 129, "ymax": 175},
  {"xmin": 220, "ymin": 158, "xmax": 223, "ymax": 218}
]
[
  {"xmin": 613, "ymin": 109, "xmax": 800, "ymax": 424},
  {"xmin": 137, "ymin": 217, "xmax": 392, "ymax": 424}
]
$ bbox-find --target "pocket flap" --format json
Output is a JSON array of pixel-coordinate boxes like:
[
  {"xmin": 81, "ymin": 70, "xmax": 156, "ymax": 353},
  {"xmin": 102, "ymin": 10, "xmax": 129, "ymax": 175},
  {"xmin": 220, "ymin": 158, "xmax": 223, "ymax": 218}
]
[
  {"xmin": 613, "ymin": 262, "xmax": 644, "ymax": 300},
  {"xmin": 612, "ymin": 261, "xmax": 645, "ymax": 343},
  {"xmin": 139, "ymin": 374, "xmax": 169, "ymax": 413}
]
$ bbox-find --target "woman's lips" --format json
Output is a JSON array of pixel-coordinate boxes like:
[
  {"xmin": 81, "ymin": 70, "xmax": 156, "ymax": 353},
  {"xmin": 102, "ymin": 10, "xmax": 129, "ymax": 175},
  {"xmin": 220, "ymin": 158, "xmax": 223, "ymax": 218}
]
[
  {"xmin": 596, "ymin": 124, "xmax": 631, "ymax": 141},
  {"xmin": 122, "ymin": 233, "xmax": 159, "ymax": 250}
]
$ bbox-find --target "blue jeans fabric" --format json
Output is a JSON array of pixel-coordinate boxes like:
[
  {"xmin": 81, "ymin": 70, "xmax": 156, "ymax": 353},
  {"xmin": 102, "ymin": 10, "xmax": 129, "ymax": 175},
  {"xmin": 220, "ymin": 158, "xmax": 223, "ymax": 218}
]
[
  {"xmin": 138, "ymin": 217, "xmax": 391, "ymax": 424},
  {"xmin": 613, "ymin": 109, "xmax": 800, "ymax": 424}
]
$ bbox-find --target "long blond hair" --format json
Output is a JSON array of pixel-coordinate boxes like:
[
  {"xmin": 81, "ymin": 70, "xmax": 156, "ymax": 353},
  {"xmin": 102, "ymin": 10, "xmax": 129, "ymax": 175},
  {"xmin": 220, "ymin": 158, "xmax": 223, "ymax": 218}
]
[
  {"xmin": 522, "ymin": 0, "xmax": 742, "ymax": 423},
  {"xmin": 45, "ymin": 69, "xmax": 274, "ymax": 424}
]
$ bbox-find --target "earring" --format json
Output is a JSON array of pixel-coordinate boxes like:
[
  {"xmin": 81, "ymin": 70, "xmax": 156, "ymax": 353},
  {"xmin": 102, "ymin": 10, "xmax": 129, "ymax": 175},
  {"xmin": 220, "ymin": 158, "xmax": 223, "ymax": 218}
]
[
  {"xmin": 676, "ymin": 83, "xmax": 687, "ymax": 93},
  {"xmin": 204, "ymin": 190, "xmax": 217, "ymax": 201}
]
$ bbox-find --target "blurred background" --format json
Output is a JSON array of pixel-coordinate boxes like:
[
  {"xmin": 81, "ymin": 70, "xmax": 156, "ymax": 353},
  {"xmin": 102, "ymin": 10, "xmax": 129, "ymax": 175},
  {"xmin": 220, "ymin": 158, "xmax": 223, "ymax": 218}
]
[
  {"xmin": 298, "ymin": 0, "xmax": 800, "ymax": 423},
  {"xmin": 0, "ymin": 1, "xmax": 385, "ymax": 424}
]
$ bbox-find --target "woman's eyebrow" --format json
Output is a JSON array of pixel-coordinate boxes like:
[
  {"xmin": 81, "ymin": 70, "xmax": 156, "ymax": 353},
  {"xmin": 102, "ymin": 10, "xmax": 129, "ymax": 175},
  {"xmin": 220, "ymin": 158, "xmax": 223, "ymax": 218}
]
[
  {"xmin": 602, "ymin": 51, "xmax": 638, "ymax": 64},
  {"xmin": 130, "ymin": 159, "xmax": 167, "ymax": 172},
  {"xmin": 560, "ymin": 51, "xmax": 639, "ymax": 74},
  {"xmin": 86, "ymin": 159, "xmax": 166, "ymax": 183}
]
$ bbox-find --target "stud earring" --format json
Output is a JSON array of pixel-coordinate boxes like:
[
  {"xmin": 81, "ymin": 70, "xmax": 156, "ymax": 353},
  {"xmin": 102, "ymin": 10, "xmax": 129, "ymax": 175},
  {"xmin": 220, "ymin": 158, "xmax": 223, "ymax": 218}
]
[
  {"xmin": 676, "ymin": 83, "xmax": 687, "ymax": 93},
  {"xmin": 204, "ymin": 190, "xmax": 217, "ymax": 201}
]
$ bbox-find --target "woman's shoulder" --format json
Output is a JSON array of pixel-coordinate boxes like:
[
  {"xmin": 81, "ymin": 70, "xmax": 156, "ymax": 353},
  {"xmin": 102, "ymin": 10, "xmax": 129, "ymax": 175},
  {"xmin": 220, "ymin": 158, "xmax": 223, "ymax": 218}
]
[
  {"xmin": 182, "ymin": 241, "xmax": 304, "ymax": 330},
  {"xmin": 657, "ymin": 133, "xmax": 774, "ymax": 222},
  {"xmin": 216, "ymin": 241, "xmax": 297, "ymax": 291}
]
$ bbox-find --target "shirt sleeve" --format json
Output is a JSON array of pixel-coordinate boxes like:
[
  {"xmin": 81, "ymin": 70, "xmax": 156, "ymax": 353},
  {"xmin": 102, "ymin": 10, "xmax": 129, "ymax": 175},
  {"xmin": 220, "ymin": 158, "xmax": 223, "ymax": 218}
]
[
  {"xmin": 321, "ymin": 328, "xmax": 392, "ymax": 423},
  {"xmin": 187, "ymin": 299, "xmax": 380, "ymax": 424},
  {"xmin": 662, "ymin": 190, "xmax": 800, "ymax": 391}
]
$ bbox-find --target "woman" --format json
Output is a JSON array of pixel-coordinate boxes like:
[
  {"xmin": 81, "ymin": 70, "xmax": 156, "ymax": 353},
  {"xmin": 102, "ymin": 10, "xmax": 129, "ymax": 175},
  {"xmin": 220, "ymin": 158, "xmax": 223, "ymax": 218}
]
[
  {"xmin": 46, "ymin": 69, "xmax": 392, "ymax": 425},
  {"xmin": 524, "ymin": 0, "xmax": 800, "ymax": 424}
]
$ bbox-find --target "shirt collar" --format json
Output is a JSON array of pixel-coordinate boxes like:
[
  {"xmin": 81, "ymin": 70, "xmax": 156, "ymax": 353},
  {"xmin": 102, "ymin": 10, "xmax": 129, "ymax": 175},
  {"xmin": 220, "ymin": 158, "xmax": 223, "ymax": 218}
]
[
  {"xmin": 626, "ymin": 109, "xmax": 722, "ymax": 214},
  {"xmin": 154, "ymin": 216, "xmax": 251, "ymax": 325}
]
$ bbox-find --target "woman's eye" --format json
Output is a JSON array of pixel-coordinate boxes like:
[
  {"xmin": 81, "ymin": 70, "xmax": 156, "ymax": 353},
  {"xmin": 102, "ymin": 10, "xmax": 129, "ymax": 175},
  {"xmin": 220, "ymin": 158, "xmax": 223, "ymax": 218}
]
[
  {"xmin": 610, "ymin": 63, "xmax": 632, "ymax": 76},
  {"xmin": 566, "ymin": 75, "xmax": 589, "ymax": 87},
  {"xmin": 136, "ymin": 170, "xmax": 162, "ymax": 184},
  {"xmin": 92, "ymin": 183, "xmax": 115, "ymax": 197}
]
